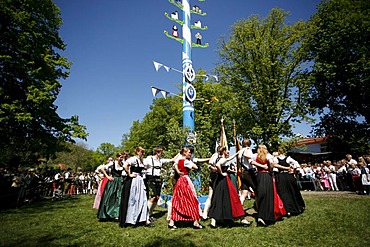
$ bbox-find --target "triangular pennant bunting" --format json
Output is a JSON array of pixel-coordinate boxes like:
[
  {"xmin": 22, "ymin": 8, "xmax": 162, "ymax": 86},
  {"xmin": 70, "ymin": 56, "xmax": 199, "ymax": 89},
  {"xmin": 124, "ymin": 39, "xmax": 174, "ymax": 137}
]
[
  {"xmin": 160, "ymin": 90, "xmax": 168, "ymax": 98},
  {"xmin": 151, "ymin": 87, "xmax": 159, "ymax": 97},
  {"xmin": 163, "ymin": 65, "xmax": 170, "ymax": 72},
  {"xmin": 153, "ymin": 61, "xmax": 162, "ymax": 72}
]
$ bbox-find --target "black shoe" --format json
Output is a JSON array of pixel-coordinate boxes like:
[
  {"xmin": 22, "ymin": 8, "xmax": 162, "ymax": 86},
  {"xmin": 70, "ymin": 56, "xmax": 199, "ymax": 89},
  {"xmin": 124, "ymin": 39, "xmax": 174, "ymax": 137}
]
[
  {"xmin": 209, "ymin": 224, "xmax": 217, "ymax": 229},
  {"xmin": 241, "ymin": 220, "xmax": 252, "ymax": 227},
  {"xmin": 168, "ymin": 224, "xmax": 177, "ymax": 230},
  {"xmin": 257, "ymin": 218, "xmax": 267, "ymax": 227},
  {"xmin": 193, "ymin": 224, "xmax": 204, "ymax": 229}
]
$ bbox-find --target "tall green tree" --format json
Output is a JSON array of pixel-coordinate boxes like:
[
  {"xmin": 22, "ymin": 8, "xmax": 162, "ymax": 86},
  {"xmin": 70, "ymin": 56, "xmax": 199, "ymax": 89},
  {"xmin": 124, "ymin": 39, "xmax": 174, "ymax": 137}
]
[
  {"xmin": 215, "ymin": 8, "xmax": 314, "ymax": 150},
  {"xmin": 307, "ymin": 0, "xmax": 370, "ymax": 156},
  {"xmin": 47, "ymin": 142, "xmax": 94, "ymax": 172},
  {"xmin": 0, "ymin": 0, "xmax": 88, "ymax": 165},
  {"xmin": 122, "ymin": 95, "xmax": 183, "ymax": 154},
  {"xmin": 96, "ymin": 142, "xmax": 118, "ymax": 159}
]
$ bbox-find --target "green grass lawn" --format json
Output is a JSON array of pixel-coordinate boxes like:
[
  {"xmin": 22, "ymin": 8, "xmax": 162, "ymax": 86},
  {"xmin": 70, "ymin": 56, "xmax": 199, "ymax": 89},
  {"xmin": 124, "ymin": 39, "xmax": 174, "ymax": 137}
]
[{"xmin": 0, "ymin": 192, "xmax": 369, "ymax": 247}]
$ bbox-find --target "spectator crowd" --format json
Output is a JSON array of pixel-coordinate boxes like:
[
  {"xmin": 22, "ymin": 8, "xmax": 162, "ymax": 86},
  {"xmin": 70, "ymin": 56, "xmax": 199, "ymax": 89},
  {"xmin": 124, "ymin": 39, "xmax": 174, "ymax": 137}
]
[
  {"xmin": 0, "ymin": 165, "xmax": 101, "ymax": 208},
  {"xmin": 294, "ymin": 154, "xmax": 370, "ymax": 195}
]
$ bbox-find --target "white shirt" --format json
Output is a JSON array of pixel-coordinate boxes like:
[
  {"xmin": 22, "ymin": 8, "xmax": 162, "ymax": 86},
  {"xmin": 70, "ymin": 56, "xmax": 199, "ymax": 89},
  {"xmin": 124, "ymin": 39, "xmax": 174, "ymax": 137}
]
[
  {"xmin": 64, "ymin": 171, "xmax": 72, "ymax": 179},
  {"xmin": 252, "ymin": 153, "xmax": 274, "ymax": 164},
  {"xmin": 54, "ymin": 173, "xmax": 61, "ymax": 180},
  {"xmin": 348, "ymin": 159, "xmax": 357, "ymax": 165},
  {"xmin": 337, "ymin": 165, "xmax": 347, "ymax": 173},
  {"xmin": 144, "ymin": 155, "xmax": 171, "ymax": 177},
  {"xmin": 328, "ymin": 165, "xmax": 336, "ymax": 173},
  {"xmin": 174, "ymin": 155, "xmax": 198, "ymax": 165},
  {"xmin": 183, "ymin": 159, "xmax": 196, "ymax": 169},
  {"xmin": 277, "ymin": 155, "xmax": 300, "ymax": 169},
  {"xmin": 209, "ymin": 152, "xmax": 219, "ymax": 166},
  {"xmin": 239, "ymin": 147, "xmax": 254, "ymax": 170},
  {"xmin": 126, "ymin": 156, "xmax": 145, "ymax": 176}
]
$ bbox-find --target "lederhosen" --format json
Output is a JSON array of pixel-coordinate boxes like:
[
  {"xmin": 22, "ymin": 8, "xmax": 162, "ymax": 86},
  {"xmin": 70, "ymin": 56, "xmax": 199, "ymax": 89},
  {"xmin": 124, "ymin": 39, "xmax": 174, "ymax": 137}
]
[
  {"xmin": 146, "ymin": 157, "xmax": 163, "ymax": 197},
  {"xmin": 240, "ymin": 149, "xmax": 257, "ymax": 191}
]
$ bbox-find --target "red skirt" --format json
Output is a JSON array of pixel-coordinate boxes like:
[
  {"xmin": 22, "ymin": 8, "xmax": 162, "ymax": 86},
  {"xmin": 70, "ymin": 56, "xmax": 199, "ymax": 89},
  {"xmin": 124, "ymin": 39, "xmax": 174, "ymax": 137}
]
[
  {"xmin": 227, "ymin": 176, "xmax": 245, "ymax": 218},
  {"xmin": 171, "ymin": 176, "xmax": 201, "ymax": 221},
  {"xmin": 273, "ymin": 177, "xmax": 286, "ymax": 220}
]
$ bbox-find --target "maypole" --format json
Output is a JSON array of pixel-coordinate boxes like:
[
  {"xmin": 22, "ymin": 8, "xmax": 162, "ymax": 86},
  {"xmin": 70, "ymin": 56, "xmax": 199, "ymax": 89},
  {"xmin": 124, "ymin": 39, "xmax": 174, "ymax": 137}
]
[
  {"xmin": 154, "ymin": 0, "xmax": 210, "ymax": 207},
  {"xmin": 161, "ymin": 0, "xmax": 208, "ymax": 145},
  {"xmin": 182, "ymin": 0, "xmax": 195, "ymax": 141}
]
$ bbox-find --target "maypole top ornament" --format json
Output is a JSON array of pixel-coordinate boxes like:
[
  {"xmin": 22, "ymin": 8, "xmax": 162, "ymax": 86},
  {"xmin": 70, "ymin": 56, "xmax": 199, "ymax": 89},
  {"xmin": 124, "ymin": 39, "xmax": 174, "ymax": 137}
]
[{"xmin": 165, "ymin": 0, "xmax": 209, "ymax": 48}]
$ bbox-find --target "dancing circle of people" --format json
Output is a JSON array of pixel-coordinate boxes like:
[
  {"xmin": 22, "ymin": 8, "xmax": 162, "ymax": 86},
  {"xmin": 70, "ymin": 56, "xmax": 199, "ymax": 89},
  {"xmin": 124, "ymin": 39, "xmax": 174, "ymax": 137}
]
[{"xmin": 94, "ymin": 140, "xmax": 306, "ymax": 229}]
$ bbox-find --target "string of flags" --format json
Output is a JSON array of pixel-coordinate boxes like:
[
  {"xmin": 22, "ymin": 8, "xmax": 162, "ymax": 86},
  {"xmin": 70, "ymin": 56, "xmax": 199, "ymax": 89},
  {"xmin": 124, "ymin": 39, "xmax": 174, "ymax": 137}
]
[
  {"xmin": 152, "ymin": 61, "xmax": 219, "ymax": 82},
  {"xmin": 151, "ymin": 86, "xmax": 182, "ymax": 99},
  {"xmin": 152, "ymin": 85, "xmax": 218, "ymax": 105}
]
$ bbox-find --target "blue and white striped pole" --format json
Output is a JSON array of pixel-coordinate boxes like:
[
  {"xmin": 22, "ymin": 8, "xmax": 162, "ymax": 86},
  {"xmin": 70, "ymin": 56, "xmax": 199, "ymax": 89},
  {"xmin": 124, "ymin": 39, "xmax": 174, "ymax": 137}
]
[{"xmin": 182, "ymin": 0, "xmax": 196, "ymax": 144}]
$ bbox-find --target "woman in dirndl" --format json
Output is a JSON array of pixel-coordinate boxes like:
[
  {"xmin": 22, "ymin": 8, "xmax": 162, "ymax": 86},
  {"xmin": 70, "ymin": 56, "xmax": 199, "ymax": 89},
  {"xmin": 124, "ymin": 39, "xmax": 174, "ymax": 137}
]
[
  {"xmin": 168, "ymin": 147, "xmax": 203, "ymax": 229},
  {"xmin": 208, "ymin": 147, "xmax": 251, "ymax": 228},
  {"xmin": 119, "ymin": 147, "xmax": 151, "ymax": 227},
  {"xmin": 97, "ymin": 152, "xmax": 128, "ymax": 221},
  {"xmin": 274, "ymin": 148, "xmax": 305, "ymax": 216},
  {"xmin": 254, "ymin": 145, "xmax": 286, "ymax": 227}
]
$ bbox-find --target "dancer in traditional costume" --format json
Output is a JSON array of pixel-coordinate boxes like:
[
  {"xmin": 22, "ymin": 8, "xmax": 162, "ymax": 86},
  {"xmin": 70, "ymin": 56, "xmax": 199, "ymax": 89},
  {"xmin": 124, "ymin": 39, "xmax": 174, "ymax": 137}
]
[
  {"xmin": 253, "ymin": 145, "xmax": 286, "ymax": 226},
  {"xmin": 202, "ymin": 146, "xmax": 222, "ymax": 220},
  {"xmin": 208, "ymin": 147, "xmax": 251, "ymax": 228},
  {"xmin": 144, "ymin": 147, "xmax": 174, "ymax": 221},
  {"xmin": 119, "ymin": 147, "xmax": 151, "ymax": 227},
  {"xmin": 274, "ymin": 148, "xmax": 305, "ymax": 216},
  {"xmin": 168, "ymin": 147, "xmax": 203, "ymax": 229},
  {"xmin": 97, "ymin": 152, "xmax": 128, "ymax": 221},
  {"xmin": 93, "ymin": 157, "xmax": 113, "ymax": 209}
]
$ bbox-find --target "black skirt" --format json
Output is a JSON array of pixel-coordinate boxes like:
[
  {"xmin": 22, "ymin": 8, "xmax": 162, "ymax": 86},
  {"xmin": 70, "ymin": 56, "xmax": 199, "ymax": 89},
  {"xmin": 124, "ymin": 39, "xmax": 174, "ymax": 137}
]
[
  {"xmin": 275, "ymin": 173, "xmax": 305, "ymax": 215},
  {"xmin": 256, "ymin": 172, "xmax": 275, "ymax": 223}
]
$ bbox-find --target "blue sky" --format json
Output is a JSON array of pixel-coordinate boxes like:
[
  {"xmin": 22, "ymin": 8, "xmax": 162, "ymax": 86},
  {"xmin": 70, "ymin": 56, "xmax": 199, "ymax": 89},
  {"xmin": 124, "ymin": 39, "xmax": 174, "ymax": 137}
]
[{"xmin": 54, "ymin": 0, "xmax": 321, "ymax": 150}]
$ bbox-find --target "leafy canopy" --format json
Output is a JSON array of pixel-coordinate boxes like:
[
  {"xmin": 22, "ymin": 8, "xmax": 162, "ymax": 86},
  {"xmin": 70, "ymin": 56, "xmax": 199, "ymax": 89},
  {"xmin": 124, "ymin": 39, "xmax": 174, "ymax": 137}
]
[
  {"xmin": 308, "ymin": 0, "xmax": 370, "ymax": 156},
  {"xmin": 0, "ymin": 0, "xmax": 88, "ymax": 165},
  {"xmin": 215, "ymin": 8, "xmax": 314, "ymax": 150}
]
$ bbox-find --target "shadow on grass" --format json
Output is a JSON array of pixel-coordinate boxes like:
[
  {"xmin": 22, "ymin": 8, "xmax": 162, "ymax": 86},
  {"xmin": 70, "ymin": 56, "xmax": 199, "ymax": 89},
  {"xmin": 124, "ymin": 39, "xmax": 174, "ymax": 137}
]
[
  {"xmin": 144, "ymin": 236, "xmax": 201, "ymax": 247},
  {"xmin": 152, "ymin": 210, "xmax": 167, "ymax": 219},
  {"xmin": 35, "ymin": 233, "xmax": 79, "ymax": 247},
  {"xmin": 0, "ymin": 196, "xmax": 81, "ymax": 215}
]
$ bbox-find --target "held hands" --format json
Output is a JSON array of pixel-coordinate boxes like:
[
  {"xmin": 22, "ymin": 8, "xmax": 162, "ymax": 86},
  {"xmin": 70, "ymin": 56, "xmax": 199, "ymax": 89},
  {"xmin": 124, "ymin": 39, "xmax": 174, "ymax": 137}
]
[
  {"xmin": 210, "ymin": 166, "xmax": 217, "ymax": 172},
  {"xmin": 178, "ymin": 172, "xmax": 185, "ymax": 177},
  {"xmin": 108, "ymin": 176, "xmax": 114, "ymax": 181},
  {"xmin": 222, "ymin": 172, "xmax": 228, "ymax": 177},
  {"xmin": 129, "ymin": 174, "xmax": 137, "ymax": 178},
  {"xmin": 261, "ymin": 164, "xmax": 268, "ymax": 170}
]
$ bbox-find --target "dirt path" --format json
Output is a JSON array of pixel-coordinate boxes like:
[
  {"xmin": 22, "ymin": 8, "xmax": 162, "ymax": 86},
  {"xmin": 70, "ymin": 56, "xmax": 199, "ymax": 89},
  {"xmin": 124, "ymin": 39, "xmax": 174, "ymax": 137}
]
[{"xmin": 301, "ymin": 191, "xmax": 358, "ymax": 196}]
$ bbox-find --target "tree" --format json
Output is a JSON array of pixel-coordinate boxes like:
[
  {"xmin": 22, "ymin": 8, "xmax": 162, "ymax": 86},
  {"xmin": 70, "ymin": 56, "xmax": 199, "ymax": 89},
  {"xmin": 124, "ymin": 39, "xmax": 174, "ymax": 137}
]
[
  {"xmin": 122, "ymin": 95, "xmax": 183, "ymax": 153},
  {"xmin": 215, "ymin": 8, "xmax": 314, "ymax": 150},
  {"xmin": 47, "ymin": 142, "xmax": 96, "ymax": 172},
  {"xmin": 307, "ymin": 0, "xmax": 370, "ymax": 156},
  {"xmin": 96, "ymin": 142, "xmax": 118, "ymax": 159},
  {"xmin": 0, "ymin": 0, "xmax": 88, "ymax": 165}
]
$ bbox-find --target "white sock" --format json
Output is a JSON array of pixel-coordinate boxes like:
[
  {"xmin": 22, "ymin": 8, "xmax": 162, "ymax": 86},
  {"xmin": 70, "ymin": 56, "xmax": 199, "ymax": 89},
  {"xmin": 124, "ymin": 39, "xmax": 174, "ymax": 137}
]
[
  {"xmin": 149, "ymin": 201, "xmax": 157, "ymax": 216},
  {"xmin": 240, "ymin": 197, "xmax": 245, "ymax": 205},
  {"xmin": 166, "ymin": 201, "xmax": 172, "ymax": 221},
  {"xmin": 147, "ymin": 201, "xmax": 152, "ymax": 213},
  {"xmin": 203, "ymin": 199, "xmax": 211, "ymax": 219}
]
